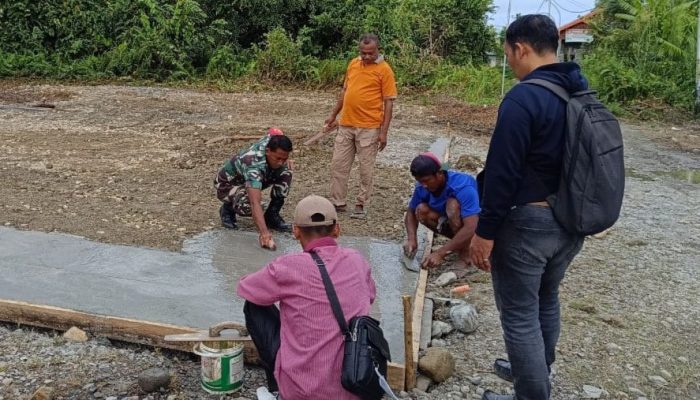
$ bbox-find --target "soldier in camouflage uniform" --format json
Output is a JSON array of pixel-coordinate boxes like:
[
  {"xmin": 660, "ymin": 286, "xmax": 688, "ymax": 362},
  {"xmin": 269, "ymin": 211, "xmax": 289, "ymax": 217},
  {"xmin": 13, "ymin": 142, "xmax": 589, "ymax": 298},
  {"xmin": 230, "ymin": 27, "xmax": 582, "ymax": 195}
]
[{"xmin": 214, "ymin": 129, "xmax": 293, "ymax": 248}]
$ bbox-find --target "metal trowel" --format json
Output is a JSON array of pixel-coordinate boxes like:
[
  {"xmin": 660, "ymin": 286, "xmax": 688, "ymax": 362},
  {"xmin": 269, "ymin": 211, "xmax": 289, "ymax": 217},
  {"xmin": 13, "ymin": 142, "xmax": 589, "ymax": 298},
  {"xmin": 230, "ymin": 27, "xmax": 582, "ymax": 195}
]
[{"xmin": 401, "ymin": 249, "xmax": 420, "ymax": 272}]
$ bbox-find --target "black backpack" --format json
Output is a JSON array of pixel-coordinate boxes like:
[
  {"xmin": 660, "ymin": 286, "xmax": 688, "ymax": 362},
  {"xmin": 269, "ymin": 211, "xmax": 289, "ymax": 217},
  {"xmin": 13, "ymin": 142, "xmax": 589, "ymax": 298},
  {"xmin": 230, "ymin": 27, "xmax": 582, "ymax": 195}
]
[{"xmin": 521, "ymin": 79, "xmax": 625, "ymax": 236}]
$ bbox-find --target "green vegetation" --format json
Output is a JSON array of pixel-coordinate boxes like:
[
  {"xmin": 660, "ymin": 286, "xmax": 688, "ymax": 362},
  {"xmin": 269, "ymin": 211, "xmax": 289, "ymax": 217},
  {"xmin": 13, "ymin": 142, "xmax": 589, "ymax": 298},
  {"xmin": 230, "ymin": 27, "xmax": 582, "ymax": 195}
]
[
  {"xmin": 1, "ymin": 0, "xmax": 697, "ymax": 113},
  {"xmin": 584, "ymin": 0, "xmax": 698, "ymax": 116},
  {"xmin": 0, "ymin": 0, "xmax": 505, "ymax": 104}
]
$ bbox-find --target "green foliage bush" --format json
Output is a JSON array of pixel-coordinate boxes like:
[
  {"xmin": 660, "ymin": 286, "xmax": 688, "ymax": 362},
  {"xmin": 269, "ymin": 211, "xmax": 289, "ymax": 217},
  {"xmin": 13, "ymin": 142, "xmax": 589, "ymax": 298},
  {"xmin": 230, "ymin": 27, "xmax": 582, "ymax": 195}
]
[
  {"xmin": 0, "ymin": 0, "xmax": 499, "ymax": 85},
  {"xmin": 253, "ymin": 28, "xmax": 317, "ymax": 83},
  {"xmin": 584, "ymin": 0, "xmax": 697, "ymax": 112}
]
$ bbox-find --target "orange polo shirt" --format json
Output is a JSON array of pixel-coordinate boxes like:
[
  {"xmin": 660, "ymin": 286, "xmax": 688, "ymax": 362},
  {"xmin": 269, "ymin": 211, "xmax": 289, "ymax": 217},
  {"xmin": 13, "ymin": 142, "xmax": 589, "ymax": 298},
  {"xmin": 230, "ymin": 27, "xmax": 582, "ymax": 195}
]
[{"xmin": 339, "ymin": 57, "xmax": 397, "ymax": 129}]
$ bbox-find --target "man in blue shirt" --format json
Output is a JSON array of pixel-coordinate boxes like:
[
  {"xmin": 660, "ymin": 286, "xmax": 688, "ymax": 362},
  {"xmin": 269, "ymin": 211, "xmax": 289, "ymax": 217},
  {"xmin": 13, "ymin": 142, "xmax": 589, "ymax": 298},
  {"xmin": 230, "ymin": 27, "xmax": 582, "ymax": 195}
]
[{"xmin": 404, "ymin": 153, "xmax": 480, "ymax": 268}]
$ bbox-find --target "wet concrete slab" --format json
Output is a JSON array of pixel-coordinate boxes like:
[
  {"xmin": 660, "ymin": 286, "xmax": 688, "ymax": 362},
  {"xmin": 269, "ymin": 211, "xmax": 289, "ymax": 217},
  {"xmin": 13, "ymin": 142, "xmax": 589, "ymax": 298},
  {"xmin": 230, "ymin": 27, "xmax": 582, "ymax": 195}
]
[{"xmin": 0, "ymin": 226, "xmax": 419, "ymax": 363}]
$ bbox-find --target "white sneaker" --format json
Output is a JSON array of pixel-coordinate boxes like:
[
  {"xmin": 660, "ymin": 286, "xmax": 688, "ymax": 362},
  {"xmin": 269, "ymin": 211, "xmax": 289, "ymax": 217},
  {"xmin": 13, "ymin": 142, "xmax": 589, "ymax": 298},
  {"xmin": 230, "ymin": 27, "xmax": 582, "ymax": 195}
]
[{"xmin": 256, "ymin": 386, "xmax": 278, "ymax": 400}]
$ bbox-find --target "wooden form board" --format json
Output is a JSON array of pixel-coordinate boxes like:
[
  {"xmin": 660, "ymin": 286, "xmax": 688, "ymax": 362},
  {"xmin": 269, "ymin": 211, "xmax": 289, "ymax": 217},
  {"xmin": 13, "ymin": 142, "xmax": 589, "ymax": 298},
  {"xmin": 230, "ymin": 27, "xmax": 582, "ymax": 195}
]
[
  {"xmin": 0, "ymin": 299, "xmax": 259, "ymax": 364},
  {"xmin": 0, "ymin": 299, "xmax": 406, "ymax": 391}
]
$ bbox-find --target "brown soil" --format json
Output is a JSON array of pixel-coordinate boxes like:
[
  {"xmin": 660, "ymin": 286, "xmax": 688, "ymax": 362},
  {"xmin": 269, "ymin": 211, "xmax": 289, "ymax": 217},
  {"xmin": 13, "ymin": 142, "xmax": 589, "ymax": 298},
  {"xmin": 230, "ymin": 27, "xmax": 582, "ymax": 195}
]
[{"xmin": 0, "ymin": 81, "xmax": 491, "ymax": 251}]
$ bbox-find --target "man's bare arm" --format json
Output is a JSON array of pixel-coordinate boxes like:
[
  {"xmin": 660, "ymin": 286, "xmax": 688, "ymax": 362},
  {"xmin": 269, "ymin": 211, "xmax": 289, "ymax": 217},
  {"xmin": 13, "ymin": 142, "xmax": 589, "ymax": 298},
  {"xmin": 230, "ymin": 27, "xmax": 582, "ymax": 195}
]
[
  {"xmin": 378, "ymin": 98, "xmax": 394, "ymax": 151},
  {"xmin": 246, "ymin": 187, "xmax": 272, "ymax": 247}
]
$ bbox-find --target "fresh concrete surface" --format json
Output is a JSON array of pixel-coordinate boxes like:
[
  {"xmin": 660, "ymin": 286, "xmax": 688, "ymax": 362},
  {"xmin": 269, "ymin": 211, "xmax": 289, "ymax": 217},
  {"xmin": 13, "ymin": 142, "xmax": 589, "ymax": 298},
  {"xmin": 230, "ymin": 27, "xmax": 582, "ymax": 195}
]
[{"xmin": 0, "ymin": 226, "xmax": 420, "ymax": 363}]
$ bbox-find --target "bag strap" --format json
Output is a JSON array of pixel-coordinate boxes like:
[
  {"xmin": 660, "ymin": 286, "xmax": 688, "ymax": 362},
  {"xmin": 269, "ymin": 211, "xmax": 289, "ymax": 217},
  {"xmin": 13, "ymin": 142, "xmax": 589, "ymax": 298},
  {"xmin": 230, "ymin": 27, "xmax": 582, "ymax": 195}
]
[
  {"xmin": 520, "ymin": 78, "xmax": 570, "ymax": 102},
  {"xmin": 310, "ymin": 251, "xmax": 350, "ymax": 336}
]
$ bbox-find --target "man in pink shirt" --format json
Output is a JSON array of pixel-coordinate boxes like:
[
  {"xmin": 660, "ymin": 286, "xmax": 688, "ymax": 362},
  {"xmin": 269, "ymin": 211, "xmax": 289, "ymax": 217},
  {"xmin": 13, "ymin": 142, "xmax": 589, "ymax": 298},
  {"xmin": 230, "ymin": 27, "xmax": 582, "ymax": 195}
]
[{"xmin": 237, "ymin": 195, "xmax": 377, "ymax": 400}]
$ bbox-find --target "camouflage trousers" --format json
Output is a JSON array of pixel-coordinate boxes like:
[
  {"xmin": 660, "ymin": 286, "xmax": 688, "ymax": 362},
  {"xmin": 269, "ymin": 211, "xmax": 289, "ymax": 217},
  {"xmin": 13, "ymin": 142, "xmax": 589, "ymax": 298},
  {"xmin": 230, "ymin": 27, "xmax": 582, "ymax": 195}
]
[{"xmin": 214, "ymin": 172, "xmax": 292, "ymax": 217}]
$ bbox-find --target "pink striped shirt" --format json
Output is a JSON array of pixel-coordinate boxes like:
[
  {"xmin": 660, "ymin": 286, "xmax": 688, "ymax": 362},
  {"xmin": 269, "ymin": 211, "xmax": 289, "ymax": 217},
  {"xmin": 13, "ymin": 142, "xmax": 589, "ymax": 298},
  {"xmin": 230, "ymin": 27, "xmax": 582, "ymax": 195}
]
[{"xmin": 237, "ymin": 237, "xmax": 376, "ymax": 400}]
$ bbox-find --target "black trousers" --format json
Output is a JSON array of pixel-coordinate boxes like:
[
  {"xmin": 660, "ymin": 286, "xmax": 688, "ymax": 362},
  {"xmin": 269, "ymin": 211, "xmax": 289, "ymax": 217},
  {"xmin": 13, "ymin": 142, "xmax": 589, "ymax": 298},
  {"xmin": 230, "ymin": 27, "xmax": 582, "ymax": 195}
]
[{"xmin": 244, "ymin": 301, "xmax": 281, "ymax": 392}]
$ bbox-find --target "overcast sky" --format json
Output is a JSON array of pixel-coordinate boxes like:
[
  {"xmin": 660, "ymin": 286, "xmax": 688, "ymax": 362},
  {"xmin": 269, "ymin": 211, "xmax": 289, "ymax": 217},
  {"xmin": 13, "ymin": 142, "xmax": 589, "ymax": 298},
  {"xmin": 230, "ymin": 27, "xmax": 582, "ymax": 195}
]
[{"xmin": 489, "ymin": 0, "xmax": 597, "ymax": 29}]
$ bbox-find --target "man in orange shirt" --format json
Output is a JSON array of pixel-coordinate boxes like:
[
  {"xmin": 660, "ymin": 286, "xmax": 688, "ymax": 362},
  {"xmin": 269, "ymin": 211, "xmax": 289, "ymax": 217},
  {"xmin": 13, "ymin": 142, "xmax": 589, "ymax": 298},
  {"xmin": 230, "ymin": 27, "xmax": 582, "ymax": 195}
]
[{"xmin": 324, "ymin": 33, "xmax": 397, "ymax": 219}]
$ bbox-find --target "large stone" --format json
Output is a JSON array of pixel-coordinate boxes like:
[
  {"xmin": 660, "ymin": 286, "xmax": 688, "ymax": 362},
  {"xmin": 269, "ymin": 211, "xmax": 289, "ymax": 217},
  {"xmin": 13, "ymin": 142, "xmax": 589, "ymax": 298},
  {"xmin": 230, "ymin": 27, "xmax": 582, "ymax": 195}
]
[
  {"xmin": 450, "ymin": 304, "xmax": 479, "ymax": 333},
  {"xmin": 434, "ymin": 272, "xmax": 457, "ymax": 287},
  {"xmin": 63, "ymin": 327, "xmax": 88, "ymax": 342},
  {"xmin": 418, "ymin": 348, "xmax": 455, "ymax": 383},
  {"xmin": 138, "ymin": 368, "xmax": 171, "ymax": 393},
  {"xmin": 30, "ymin": 386, "xmax": 54, "ymax": 400},
  {"xmin": 431, "ymin": 321, "xmax": 453, "ymax": 338}
]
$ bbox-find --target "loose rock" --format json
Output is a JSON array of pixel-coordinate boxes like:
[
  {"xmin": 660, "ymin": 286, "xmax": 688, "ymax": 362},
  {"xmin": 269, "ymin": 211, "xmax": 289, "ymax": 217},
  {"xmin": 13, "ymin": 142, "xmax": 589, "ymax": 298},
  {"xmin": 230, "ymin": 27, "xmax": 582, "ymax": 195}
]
[
  {"xmin": 605, "ymin": 342, "xmax": 622, "ymax": 354},
  {"xmin": 434, "ymin": 272, "xmax": 457, "ymax": 287},
  {"xmin": 416, "ymin": 375, "xmax": 432, "ymax": 392},
  {"xmin": 582, "ymin": 385, "xmax": 604, "ymax": 399},
  {"xmin": 138, "ymin": 368, "xmax": 171, "ymax": 393},
  {"xmin": 647, "ymin": 375, "xmax": 668, "ymax": 387},
  {"xmin": 431, "ymin": 321, "xmax": 453, "ymax": 338},
  {"xmin": 30, "ymin": 386, "xmax": 54, "ymax": 400},
  {"xmin": 418, "ymin": 348, "xmax": 455, "ymax": 383},
  {"xmin": 63, "ymin": 327, "xmax": 88, "ymax": 342},
  {"xmin": 449, "ymin": 304, "xmax": 479, "ymax": 333}
]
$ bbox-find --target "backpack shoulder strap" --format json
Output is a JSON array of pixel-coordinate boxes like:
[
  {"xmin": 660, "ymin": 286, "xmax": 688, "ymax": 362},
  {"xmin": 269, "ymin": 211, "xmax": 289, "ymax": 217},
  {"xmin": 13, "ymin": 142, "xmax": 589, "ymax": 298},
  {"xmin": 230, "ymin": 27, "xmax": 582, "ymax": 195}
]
[
  {"xmin": 310, "ymin": 251, "xmax": 350, "ymax": 336},
  {"xmin": 520, "ymin": 78, "xmax": 570, "ymax": 102}
]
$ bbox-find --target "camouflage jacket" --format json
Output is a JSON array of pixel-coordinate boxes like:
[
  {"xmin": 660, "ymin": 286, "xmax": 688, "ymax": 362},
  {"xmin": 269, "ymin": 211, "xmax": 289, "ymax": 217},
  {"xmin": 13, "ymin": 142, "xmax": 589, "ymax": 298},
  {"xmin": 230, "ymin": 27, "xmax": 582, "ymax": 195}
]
[{"xmin": 219, "ymin": 135, "xmax": 288, "ymax": 189}]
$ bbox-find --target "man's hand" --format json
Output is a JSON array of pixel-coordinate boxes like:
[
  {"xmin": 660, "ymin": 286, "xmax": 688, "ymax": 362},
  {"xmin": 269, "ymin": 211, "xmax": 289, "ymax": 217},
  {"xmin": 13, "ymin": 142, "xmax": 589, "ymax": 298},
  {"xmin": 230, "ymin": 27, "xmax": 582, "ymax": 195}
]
[
  {"xmin": 421, "ymin": 251, "xmax": 445, "ymax": 269},
  {"xmin": 324, "ymin": 115, "xmax": 337, "ymax": 128},
  {"xmin": 469, "ymin": 234, "xmax": 494, "ymax": 272},
  {"xmin": 403, "ymin": 239, "xmax": 417, "ymax": 259},
  {"xmin": 259, "ymin": 232, "xmax": 275, "ymax": 250},
  {"xmin": 286, "ymin": 159, "xmax": 295, "ymax": 171},
  {"xmin": 377, "ymin": 131, "xmax": 388, "ymax": 152}
]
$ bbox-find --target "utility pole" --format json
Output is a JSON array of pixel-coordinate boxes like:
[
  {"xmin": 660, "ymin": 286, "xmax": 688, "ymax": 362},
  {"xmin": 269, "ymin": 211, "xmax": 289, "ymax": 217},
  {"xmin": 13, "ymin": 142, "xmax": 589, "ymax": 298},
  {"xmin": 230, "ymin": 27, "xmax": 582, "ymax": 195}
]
[
  {"xmin": 548, "ymin": 0, "xmax": 552, "ymax": 17},
  {"xmin": 696, "ymin": 0, "xmax": 700, "ymax": 116},
  {"xmin": 501, "ymin": 0, "xmax": 512, "ymax": 97}
]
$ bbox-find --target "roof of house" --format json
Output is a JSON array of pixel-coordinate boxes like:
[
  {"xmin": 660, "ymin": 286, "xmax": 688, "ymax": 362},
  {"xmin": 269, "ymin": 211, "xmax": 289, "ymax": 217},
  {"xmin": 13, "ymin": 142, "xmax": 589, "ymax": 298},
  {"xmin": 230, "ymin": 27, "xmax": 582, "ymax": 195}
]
[{"xmin": 559, "ymin": 9, "xmax": 599, "ymax": 34}]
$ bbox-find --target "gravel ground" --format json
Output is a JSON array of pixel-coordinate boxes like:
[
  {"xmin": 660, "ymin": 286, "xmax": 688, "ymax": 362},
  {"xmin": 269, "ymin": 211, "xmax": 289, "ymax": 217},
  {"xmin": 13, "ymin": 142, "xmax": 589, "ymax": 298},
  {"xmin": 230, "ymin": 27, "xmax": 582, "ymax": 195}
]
[{"xmin": 1, "ymin": 82, "xmax": 698, "ymax": 400}]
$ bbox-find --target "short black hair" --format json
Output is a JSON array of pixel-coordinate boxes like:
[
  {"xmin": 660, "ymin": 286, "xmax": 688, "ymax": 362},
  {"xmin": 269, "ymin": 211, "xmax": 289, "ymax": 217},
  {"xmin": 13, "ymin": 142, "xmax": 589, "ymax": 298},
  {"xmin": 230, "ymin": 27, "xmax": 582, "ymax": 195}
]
[
  {"xmin": 359, "ymin": 33, "xmax": 379, "ymax": 47},
  {"xmin": 267, "ymin": 135, "xmax": 293, "ymax": 152},
  {"xmin": 298, "ymin": 223, "xmax": 336, "ymax": 237},
  {"xmin": 410, "ymin": 155, "xmax": 442, "ymax": 178},
  {"xmin": 506, "ymin": 14, "xmax": 559, "ymax": 55}
]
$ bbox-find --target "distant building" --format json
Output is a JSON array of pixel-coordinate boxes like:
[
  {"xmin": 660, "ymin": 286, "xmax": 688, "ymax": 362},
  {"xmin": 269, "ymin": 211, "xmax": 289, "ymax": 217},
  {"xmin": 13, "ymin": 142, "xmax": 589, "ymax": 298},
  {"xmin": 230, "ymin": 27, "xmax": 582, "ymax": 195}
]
[
  {"xmin": 558, "ymin": 10, "xmax": 598, "ymax": 62},
  {"xmin": 486, "ymin": 51, "xmax": 500, "ymax": 68}
]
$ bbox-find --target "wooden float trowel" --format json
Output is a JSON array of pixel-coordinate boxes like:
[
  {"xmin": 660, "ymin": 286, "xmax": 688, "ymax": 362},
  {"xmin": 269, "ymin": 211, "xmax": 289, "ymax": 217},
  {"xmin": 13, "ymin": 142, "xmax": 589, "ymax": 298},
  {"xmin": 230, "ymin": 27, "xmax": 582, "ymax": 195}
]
[{"xmin": 164, "ymin": 321, "xmax": 252, "ymax": 345}]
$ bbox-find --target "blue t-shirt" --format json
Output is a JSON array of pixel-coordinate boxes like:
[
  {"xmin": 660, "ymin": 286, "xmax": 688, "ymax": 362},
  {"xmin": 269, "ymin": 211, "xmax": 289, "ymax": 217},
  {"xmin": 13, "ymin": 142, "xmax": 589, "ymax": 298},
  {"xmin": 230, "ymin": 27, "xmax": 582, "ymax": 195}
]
[{"xmin": 408, "ymin": 170, "xmax": 481, "ymax": 218}]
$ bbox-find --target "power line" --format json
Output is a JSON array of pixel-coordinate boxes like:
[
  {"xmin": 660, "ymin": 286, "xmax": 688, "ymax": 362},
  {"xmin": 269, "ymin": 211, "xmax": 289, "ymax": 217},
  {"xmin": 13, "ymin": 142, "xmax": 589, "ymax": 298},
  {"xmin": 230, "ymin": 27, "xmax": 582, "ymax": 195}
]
[
  {"xmin": 562, "ymin": 0, "xmax": 590, "ymax": 9},
  {"xmin": 550, "ymin": 1, "xmax": 563, "ymax": 26},
  {"xmin": 551, "ymin": 0, "xmax": 594, "ymax": 14},
  {"xmin": 536, "ymin": 0, "xmax": 547, "ymax": 13}
]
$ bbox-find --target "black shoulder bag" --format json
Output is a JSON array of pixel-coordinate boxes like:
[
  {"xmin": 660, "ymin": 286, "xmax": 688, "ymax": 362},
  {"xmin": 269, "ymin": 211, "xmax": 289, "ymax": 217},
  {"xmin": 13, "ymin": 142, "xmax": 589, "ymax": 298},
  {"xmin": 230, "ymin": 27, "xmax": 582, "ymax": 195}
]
[{"xmin": 309, "ymin": 251, "xmax": 396, "ymax": 400}]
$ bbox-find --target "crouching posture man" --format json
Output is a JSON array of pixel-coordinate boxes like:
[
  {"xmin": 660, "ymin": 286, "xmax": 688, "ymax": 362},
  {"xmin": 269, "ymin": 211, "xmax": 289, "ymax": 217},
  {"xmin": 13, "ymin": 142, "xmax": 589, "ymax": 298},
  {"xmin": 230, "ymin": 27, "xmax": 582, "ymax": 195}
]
[
  {"xmin": 214, "ymin": 129, "xmax": 292, "ymax": 249},
  {"xmin": 237, "ymin": 195, "xmax": 376, "ymax": 400},
  {"xmin": 404, "ymin": 152, "xmax": 480, "ymax": 268}
]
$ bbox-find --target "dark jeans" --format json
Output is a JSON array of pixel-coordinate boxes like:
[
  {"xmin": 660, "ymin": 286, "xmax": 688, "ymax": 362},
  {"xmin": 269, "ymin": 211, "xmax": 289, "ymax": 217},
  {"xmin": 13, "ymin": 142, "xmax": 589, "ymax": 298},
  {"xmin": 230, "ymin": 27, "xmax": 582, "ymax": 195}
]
[
  {"xmin": 244, "ymin": 301, "xmax": 281, "ymax": 393},
  {"xmin": 491, "ymin": 205, "xmax": 583, "ymax": 400}
]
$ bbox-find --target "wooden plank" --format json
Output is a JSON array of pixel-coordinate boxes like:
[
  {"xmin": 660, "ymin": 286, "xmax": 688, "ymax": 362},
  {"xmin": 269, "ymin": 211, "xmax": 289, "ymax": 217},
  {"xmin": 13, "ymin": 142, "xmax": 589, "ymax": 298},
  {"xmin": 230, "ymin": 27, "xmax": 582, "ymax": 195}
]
[
  {"xmin": 303, "ymin": 130, "xmax": 330, "ymax": 146},
  {"xmin": 387, "ymin": 362, "xmax": 405, "ymax": 391},
  {"xmin": 0, "ymin": 299, "xmax": 259, "ymax": 364},
  {"xmin": 402, "ymin": 295, "xmax": 416, "ymax": 390},
  {"xmin": 419, "ymin": 298, "xmax": 434, "ymax": 351},
  {"xmin": 0, "ymin": 298, "xmax": 404, "ymax": 388}
]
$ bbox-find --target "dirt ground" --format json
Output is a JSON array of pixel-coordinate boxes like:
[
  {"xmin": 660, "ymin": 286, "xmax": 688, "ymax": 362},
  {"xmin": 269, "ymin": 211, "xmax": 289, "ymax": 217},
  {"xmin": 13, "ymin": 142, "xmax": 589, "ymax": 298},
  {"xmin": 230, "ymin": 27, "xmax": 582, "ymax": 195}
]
[
  {"xmin": 1, "ymin": 81, "xmax": 699, "ymax": 400},
  {"xmin": 0, "ymin": 81, "xmax": 496, "ymax": 250}
]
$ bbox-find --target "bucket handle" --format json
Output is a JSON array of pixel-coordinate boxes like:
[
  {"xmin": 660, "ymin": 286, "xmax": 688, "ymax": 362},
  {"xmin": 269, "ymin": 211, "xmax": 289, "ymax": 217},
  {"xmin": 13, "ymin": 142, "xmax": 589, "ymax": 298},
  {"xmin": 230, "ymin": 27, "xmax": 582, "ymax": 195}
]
[{"xmin": 209, "ymin": 321, "xmax": 249, "ymax": 338}]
